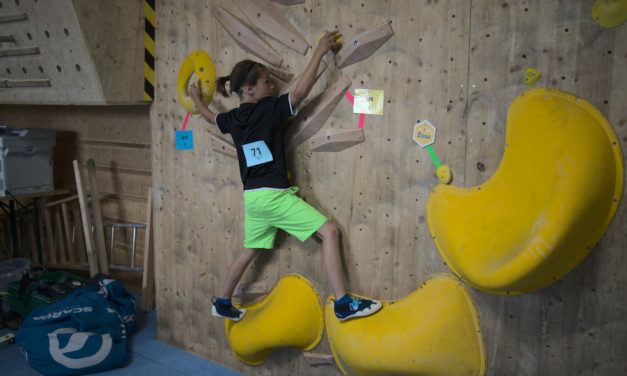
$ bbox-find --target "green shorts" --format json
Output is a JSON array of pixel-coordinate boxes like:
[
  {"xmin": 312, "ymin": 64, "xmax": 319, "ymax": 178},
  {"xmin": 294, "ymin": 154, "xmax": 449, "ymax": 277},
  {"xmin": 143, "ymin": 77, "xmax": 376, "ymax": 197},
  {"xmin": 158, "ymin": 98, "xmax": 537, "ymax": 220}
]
[{"xmin": 243, "ymin": 187, "xmax": 327, "ymax": 249}]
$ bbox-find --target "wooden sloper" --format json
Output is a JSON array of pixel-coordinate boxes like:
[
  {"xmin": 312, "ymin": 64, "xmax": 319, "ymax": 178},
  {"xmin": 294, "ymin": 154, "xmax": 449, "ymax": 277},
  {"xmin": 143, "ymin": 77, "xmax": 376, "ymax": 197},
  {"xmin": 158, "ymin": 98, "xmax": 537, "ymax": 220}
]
[
  {"xmin": 211, "ymin": 134, "xmax": 238, "ymax": 159},
  {"xmin": 233, "ymin": 0, "xmax": 310, "ymax": 55},
  {"xmin": 0, "ymin": 46, "xmax": 40, "ymax": 57},
  {"xmin": 0, "ymin": 79, "xmax": 51, "ymax": 88},
  {"xmin": 0, "ymin": 12, "xmax": 27, "ymax": 23},
  {"xmin": 280, "ymin": 60, "xmax": 327, "ymax": 95},
  {"xmin": 266, "ymin": 66, "xmax": 294, "ymax": 83},
  {"xmin": 212, "ymin": 6, "xmax": 283, "ymax": 67},
  {"xmin": 308, "ymin": 128, "xmax": 365, "ymax": 152},
  {"xmin": 284, "ymin": 74, "xmax": 352, "ymax": 152},
  {"xmin": 335, "ymin": 23, "xmax": 394, "ymax": 69},
  {"xmin": 0, "ymin": 35, "xmax": 16, "ymax": 42}
]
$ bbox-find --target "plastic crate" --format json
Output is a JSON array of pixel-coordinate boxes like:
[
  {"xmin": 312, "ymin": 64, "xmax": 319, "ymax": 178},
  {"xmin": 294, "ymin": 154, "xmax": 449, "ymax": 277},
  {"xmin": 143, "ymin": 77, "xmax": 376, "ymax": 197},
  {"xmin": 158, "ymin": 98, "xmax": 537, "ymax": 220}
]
[{"xmin": 8, "ymin": 271, "xmax": 85, "ymax": 318}]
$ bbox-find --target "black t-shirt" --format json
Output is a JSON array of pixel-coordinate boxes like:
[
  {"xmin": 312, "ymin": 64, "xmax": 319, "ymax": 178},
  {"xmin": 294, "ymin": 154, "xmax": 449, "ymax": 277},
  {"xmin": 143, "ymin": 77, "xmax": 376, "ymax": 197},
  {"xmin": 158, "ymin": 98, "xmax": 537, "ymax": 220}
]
[{"xmin": 215, "ymin": 93, "xmax": 295, "ymax": 190}]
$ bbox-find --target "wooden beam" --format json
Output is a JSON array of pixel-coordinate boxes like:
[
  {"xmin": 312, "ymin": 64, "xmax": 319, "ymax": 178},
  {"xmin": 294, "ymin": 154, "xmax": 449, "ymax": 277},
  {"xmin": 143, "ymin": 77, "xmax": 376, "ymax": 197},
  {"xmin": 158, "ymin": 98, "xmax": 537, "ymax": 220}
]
[
  {"xmin": 234, "ymin": 0, "xmax": 310, "ymax": 55},
  {"xmin": 212, "ymin": 6, "xmax": 283, "ymax": 67},
  {"xmin": 308, "ymin": 128, "xmax": 365, "ymax": 152},
  {"xmin": 0, "ymin": 46, "xmax": 40, "ymax": 57},
  {"xmin": 285, "ymin": 74, "xmax": 352, "ymax": 151},
  {"xmin": 73, "ymin": 160, "xmax": 100, "ymax": 277},
  {"xmin": 335, "ymin": 23, "xmax": 394, "ymax": 69},
  {"xmin": 141, "ymin": 187, "xmax": 155, "ymax": 312},
  {"xmin": 211, "ymin": 134, "xmax": 237, "ymax": 159},
  {"xmin": 86, "ymin": 159, "xmax": 109, "ymax": 275},
  {"xmin": 0, "ymin": 12, "xmax": 28, "ymax": 23}
]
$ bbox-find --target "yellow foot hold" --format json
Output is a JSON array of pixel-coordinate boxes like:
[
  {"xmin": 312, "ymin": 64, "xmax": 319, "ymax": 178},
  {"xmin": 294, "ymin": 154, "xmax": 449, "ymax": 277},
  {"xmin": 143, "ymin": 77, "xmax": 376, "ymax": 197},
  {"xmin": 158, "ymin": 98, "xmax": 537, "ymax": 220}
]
[
  {"xmin": 428, "ymin": 88, "xmax": 624, "ymax": 295},
  {"xmin": 177, "ymin": 50, "xmax": 216, "ymax": 114},
  {"xmin": 523, "ymin": 68, "xmax": 541, "ymax": 86},
  {"xmin": 436, "ymin": 165, "xmax": 452, "ymax": 184},
  {"xmin": 325, "ymin": 274, "xmax": 486, "ymax": 376},
  {"xmin": 592, "ymin": 0, "xmax": 627, "ymax": 28},
  {"xmin": 224, "ymin": 274, "xmax": 324, "ymax": 365}
]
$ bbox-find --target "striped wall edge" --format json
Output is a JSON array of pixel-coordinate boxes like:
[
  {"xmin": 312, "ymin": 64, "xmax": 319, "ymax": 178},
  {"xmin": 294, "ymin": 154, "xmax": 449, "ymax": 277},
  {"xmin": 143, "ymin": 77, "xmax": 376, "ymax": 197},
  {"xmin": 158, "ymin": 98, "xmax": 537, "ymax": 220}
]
[{"xmin": 144, "ymin": 0, "xmax": 155, "ymax": 101}]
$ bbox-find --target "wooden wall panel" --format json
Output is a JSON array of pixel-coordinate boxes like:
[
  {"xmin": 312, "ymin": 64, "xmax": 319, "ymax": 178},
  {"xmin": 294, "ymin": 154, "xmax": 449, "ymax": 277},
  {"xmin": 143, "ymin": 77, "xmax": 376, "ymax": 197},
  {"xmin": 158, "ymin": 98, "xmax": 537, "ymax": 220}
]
[{"xmin": 151, "ymin": 0, "xmax": 626, "ymax": 375}]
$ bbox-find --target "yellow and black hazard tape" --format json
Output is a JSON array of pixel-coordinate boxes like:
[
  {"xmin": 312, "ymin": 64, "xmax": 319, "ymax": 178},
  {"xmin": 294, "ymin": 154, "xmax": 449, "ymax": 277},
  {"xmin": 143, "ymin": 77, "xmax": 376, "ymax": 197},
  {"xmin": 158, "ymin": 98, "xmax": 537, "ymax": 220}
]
[{"xmin": 144, "ymin": 0, "xmax": 155, "ymax": 101}]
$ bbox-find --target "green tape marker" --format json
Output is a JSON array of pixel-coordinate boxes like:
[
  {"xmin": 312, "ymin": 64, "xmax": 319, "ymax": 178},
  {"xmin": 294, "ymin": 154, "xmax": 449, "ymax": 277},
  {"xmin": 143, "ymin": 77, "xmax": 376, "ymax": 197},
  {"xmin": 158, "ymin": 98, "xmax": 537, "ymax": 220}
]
[{"xmin": 425, "ymin": 144, "xmax": 442, "ymax": 168}]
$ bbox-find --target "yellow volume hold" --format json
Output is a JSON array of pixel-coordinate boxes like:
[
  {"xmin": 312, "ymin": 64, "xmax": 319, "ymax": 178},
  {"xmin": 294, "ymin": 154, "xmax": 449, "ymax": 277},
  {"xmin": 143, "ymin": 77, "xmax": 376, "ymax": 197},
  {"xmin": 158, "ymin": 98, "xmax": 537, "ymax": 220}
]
[
  {"xmin": 224, "ymin": 274, "xmax": 324, "ymax": 366},
  {"xmin": 428, "ymin": 88, "xmax": 624, "ymax": 295},
  {"xmin": 177, "ymin": 50, "xmax": 216, "ymax": 114},
  {"xmin": 325, "ymin": 274, "xmax": 486, "ymax": 376}
]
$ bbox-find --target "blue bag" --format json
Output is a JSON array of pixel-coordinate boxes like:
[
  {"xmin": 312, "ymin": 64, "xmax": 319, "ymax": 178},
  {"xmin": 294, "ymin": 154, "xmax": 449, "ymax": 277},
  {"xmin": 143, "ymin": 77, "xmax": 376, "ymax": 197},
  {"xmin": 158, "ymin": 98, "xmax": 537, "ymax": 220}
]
[{"xmin": 16, "ymin": 279, "xmax": 137, "ymax": 376}]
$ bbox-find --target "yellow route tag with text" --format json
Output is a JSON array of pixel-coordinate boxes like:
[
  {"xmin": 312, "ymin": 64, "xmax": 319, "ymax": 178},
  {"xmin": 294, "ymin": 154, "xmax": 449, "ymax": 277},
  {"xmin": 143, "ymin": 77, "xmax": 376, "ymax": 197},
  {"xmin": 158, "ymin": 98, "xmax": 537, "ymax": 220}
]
[{"xmin": 353, "ymin": 89, "xmax": 384, "ymax": 115}]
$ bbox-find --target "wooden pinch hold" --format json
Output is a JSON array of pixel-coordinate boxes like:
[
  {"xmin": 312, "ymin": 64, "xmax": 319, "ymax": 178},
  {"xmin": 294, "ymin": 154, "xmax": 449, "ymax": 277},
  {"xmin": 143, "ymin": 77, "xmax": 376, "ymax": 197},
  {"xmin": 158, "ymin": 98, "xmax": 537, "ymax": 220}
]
[
  {"xmin": 285, "ymin": 74, "xmax": 352, "ymax": 151},
  {"xmin": 212, "ymin": 6, "xmax": 283, "ymax": 67},
  {"xmin": 280, "ymin": 60, "xmax": 326, "ymax": 95},
  {"xmin": 0, "ymin": 46, "xmax": 40, "ymax": 57},
  {"xmin": 210, "ymin": 134, "xmax": 237, "ymax": 159},
  {"xmin": 267, "ymin": 66, "xmax": 294, "ymax": 83},
  {"xmin": 303, "ymin": 352, "xmax": 335, "ymax": 366},
  {"xmin": 0, "ymin": 79, "xmax": 51, "ymax": 88},
  {"xmin": 271, "ymin": 0, "xmax": 306, "ymax": 5},
  {"xmin": 0, "ymin": 12, "xmax": 28, "ymax": 23},
  {"xmin": 309, "ymin": 128, "xmax": 365, "ymax": 152},
  {"xmin": 335, "ymin": 23, "xmax": 394, "ymax": 69},
  {"xmin": 234, "ymin": 0, "xmax": 310, "ymax": 55},
  {"xmin": 232, "ymin": 281, "xmax": 269, "ymax": 300},
  {"xmin": 0, "ymin": 35, "xmax": 16, "ymax": 43}
]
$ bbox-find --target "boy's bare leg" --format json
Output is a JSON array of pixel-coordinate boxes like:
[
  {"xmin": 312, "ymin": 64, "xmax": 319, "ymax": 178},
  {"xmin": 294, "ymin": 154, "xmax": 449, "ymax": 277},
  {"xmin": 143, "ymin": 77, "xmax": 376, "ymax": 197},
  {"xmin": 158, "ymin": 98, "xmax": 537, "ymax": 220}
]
[
  {"xmin": 219, "ymin": 247, "xmax": 260, "ymax": 299},
  {"xmin": 316, "ymin": 221, "xmax": 347, "ymax": 299}
]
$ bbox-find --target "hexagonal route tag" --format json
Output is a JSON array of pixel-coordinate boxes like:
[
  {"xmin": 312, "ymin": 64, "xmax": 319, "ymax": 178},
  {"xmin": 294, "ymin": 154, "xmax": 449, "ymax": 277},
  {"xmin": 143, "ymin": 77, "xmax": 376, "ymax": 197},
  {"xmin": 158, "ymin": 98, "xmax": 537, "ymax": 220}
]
[{"xmin": 413, "ymin": 120, "xmax": 436, "ymax": 147}]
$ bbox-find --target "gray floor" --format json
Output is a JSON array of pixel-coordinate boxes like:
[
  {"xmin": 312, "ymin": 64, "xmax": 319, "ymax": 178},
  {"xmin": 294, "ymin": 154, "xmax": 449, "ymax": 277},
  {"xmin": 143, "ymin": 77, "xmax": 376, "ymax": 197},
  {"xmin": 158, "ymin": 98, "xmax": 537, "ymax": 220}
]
[{"xmin": 0, "ymin": 301, "xmax": 244, "ymax": 376}]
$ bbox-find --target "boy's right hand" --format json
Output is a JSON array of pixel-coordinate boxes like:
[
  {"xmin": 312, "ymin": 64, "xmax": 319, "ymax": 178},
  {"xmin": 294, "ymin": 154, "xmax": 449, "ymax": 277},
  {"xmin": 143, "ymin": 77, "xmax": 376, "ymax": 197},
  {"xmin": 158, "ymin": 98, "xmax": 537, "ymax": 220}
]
[{"xmin": 316, "ymin": 30, "xmax": 342, "ymax": 56}]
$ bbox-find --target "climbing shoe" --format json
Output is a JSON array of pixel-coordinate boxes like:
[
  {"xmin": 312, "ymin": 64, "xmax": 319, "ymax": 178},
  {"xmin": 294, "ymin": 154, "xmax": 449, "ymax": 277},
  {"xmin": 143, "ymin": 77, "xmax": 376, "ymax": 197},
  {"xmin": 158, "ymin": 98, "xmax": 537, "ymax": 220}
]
[
  {"xmin": 334, "ymin": 296, "xmax": 382, "ymax": 321},
  {"xmin": 211, "ymin": 297, "xmax": 246, "ymax": 321}
]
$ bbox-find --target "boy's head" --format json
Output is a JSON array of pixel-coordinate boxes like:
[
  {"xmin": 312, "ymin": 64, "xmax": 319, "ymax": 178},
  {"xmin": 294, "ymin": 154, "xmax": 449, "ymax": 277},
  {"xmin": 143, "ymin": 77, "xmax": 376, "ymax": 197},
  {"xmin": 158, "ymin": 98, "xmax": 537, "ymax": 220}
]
[{"xmin": 217, "ymin": 60, "xmax": 273, "ymax": 99}]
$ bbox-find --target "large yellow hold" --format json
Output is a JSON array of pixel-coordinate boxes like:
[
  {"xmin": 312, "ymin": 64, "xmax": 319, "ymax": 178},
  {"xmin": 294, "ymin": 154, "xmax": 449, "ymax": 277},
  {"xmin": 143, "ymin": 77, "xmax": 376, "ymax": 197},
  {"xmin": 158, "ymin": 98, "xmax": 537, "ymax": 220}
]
[
  {"xmin": 325, "ymin": 274, "xmax": 486, "ymax": 376},
  {"xmin": 177, "ymin": 50, "xmax": 216, "ymax": 114},
  {"xmin": 224, "ymin": 274, "xmax": 324, "ymax": 365},
  {"xmin": 428, "ymin": 88, "xmax": 624, "ymax": 295}
]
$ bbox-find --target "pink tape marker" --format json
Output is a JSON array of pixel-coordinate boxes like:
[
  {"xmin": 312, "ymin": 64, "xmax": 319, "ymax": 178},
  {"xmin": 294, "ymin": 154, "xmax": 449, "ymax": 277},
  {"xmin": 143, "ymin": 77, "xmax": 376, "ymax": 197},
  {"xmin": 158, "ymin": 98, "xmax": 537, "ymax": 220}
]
[
  {"xmin": 345, "ymin": 91, "xmax": 365, "ymax": 129},
  {"xmin": 181, "ymin": 112, "xmax": 190, "ymax": 131}
]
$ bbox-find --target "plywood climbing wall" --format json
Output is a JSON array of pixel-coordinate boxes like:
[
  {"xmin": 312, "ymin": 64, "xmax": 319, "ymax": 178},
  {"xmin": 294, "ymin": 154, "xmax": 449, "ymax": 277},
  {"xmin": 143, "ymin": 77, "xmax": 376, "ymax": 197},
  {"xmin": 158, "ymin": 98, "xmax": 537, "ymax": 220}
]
[
  {"xmin": 151, "ymin": 0, "xmax": 626, "ymax": 374},
  {"xmin": 0, "ymin": 0, "xmax": 145, "ymax": 104}
]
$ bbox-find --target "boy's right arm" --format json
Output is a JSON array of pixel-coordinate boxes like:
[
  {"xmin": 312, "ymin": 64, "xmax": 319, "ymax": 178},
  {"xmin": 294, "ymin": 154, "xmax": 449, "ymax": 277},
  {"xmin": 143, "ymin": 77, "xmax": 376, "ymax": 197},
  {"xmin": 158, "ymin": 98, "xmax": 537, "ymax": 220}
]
[
  {"xmin": 290, "ymin": 30, "xmax": 341, "ymax": 108},
  {"xmin": 190, "ymin": 79, "xmax": 218, "ymax": 125}
]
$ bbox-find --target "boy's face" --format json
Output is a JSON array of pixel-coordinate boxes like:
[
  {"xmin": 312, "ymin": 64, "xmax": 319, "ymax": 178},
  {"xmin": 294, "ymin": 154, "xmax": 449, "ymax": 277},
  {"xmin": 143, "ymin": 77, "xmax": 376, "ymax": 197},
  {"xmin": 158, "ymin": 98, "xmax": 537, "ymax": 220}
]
[{"xmin": 250, "ymin": 70, "xmax": 274, "ymax": 99}]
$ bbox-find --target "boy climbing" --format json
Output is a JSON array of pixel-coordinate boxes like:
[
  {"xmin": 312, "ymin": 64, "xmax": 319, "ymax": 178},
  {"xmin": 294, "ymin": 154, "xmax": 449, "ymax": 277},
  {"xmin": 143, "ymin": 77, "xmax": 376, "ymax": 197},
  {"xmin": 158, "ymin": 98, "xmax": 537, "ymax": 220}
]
[{"xmin": 190, "ymin": 30, "xmax": 381, "ymax": 322}]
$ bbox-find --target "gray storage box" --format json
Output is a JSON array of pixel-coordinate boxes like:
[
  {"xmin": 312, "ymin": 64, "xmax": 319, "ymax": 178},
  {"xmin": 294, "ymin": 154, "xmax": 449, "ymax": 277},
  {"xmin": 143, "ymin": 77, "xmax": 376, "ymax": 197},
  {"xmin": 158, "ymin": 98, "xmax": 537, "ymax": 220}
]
[{"xmin": 0, "ymin": 126, "xmax": 56, "ymax": 197}]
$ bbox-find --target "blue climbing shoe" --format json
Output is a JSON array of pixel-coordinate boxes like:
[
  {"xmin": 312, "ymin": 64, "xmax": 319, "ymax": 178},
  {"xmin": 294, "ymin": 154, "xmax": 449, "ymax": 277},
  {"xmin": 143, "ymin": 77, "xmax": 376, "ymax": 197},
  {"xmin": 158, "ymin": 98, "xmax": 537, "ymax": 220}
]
[
  {"xmin": 211, "ymin": 297, "xmax": 246, "ymax": 321},
  {"xmin": 334, "ymin": 296, "xmax": 382, "ymax": 321}
]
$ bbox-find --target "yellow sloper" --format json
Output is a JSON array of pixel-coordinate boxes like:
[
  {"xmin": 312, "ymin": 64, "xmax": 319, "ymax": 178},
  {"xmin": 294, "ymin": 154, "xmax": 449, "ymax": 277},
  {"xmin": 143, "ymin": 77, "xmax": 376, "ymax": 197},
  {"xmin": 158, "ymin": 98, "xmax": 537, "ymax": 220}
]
[
  {"xmin": 428, "ymin": 88, "xmax": 624, "ymax": 295},
  {"xmin": 325, "ymin": 274, "xmax": 486, "ymax": 376},
  {"xmin": 224, "ymin": 274, "xmax": 324, "ymax": 365}
]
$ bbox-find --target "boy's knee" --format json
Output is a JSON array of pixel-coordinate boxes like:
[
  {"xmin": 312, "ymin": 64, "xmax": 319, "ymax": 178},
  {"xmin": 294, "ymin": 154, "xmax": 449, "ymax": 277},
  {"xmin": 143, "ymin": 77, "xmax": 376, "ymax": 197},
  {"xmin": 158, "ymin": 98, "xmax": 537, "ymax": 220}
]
[{"xmin": 320, "ymin": 220, "xmax": 340, "ymax": 239}]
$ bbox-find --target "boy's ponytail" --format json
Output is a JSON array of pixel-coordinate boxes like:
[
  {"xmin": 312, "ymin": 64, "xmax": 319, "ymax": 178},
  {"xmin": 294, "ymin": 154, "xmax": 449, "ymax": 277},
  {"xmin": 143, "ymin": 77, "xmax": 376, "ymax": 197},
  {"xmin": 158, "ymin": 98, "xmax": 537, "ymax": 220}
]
[{"xmin": 216, "ymin": 75, "xmax": 230, "ymax": 97}]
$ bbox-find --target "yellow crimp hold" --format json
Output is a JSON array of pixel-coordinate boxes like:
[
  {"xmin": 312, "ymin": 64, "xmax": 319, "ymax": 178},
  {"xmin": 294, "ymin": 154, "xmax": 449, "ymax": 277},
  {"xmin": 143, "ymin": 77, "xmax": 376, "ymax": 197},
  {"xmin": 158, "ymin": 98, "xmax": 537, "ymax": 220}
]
[
  {"xmin": 437, "ymin": 165, "xmax": 452, "ymax": 184},
  {"xmin": 591, "ymin": 0, "xmax": 627, "ymax": 28},
  {"xmin": 177, "ymin": 50, "xmax": 216, "ymax": 114},
  {"xmin": 428, "ymin": 88, "xmax": 624, "ymax": 295},
  {"xmin": 523, "ymin": 68, "xmax": 541, "ymax": 86},
  {"xmin": 325, "ymin": 274, "xmax": 486, "ymax": 376},
  {"xmin": 225, "ymin": 274, "xmax": 324, "ymax": 366}
]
